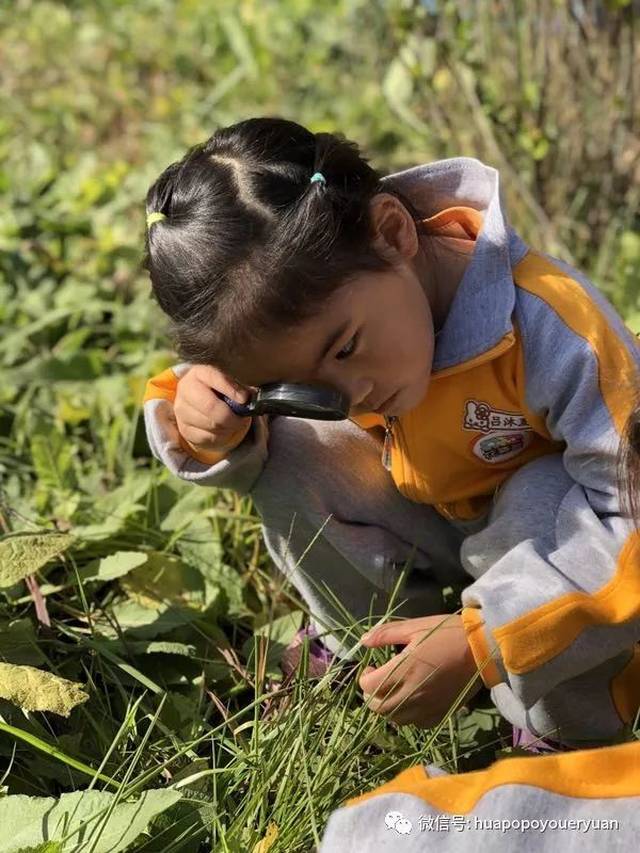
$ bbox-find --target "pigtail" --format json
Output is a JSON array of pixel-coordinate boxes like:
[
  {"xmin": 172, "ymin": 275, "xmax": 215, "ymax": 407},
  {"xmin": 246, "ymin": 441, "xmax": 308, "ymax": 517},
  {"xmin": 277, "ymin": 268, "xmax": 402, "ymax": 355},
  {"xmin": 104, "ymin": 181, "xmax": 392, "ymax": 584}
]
[{"xmin": 145, "ymin": 159, "xmax": 183, "ymax": 229}]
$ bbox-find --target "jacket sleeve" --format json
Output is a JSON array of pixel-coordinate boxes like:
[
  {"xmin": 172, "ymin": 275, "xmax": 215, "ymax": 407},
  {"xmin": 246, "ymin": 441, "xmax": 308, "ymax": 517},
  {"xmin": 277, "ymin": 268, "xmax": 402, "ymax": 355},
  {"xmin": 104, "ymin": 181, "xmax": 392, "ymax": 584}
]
[
  {"xmin": 143, "ymin": 365, "xmax": 269, "ymax": 496},
  {"xmin": 458, "ymin": 252, "xmax": 640, "ymax": 733}
]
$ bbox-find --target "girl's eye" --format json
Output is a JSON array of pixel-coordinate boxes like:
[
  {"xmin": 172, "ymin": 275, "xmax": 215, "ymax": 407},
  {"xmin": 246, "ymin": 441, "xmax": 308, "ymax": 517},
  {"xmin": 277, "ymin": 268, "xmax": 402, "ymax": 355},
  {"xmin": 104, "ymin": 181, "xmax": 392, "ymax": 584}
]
[{"xmin": 336, "ymin": 332, "xmax": 359, "ymax": 360}]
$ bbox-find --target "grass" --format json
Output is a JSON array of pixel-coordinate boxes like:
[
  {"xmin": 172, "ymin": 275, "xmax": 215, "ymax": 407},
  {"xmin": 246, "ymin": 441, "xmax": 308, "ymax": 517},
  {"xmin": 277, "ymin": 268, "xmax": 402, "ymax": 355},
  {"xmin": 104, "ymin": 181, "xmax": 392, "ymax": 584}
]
[{"xmin": 0, "ymin": 493, "xmax": 509, "ymax": 851}]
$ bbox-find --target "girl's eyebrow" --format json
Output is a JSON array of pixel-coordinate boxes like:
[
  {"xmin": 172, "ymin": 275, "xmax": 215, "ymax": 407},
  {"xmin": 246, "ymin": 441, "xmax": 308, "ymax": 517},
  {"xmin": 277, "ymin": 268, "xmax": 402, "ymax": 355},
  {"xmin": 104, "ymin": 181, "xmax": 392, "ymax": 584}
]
[{"xmin": 317, "ymin": 319, "xmax": 350, "ymax": 365}]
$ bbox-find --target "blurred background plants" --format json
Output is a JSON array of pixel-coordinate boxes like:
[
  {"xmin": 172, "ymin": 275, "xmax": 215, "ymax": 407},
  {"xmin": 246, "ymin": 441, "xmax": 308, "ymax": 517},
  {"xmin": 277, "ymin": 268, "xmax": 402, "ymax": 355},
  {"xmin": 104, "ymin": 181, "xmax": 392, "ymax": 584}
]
[{"xmin": 0, "ymin": 1, "xmax": 639, "ymax": 850}]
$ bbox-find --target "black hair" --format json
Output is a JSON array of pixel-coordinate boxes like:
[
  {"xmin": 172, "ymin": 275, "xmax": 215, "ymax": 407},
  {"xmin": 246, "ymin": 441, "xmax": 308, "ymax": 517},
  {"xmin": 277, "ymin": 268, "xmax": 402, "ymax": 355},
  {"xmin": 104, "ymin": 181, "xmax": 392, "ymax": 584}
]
[
  {"xmin": 143, "ymin": 117, "xmax": 408, "ymax": 373},
  {"xmin": 618, "ymin": 402, "xmax": 640, "ymax": 529}
]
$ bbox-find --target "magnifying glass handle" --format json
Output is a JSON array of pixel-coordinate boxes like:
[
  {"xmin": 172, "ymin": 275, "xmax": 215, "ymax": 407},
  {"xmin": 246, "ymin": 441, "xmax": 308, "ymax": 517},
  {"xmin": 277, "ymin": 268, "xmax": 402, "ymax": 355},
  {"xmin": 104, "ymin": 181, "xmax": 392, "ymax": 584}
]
[{"xmin": 213, "ymin": 389, "xmax": 255, "ymax": 417}]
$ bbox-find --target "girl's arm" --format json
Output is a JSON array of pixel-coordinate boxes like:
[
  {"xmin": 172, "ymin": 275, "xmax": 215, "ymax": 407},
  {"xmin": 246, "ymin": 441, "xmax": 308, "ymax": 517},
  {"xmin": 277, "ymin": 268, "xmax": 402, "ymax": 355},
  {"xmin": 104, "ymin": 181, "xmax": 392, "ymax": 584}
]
[{"xmin": 459, "ymin": 252, "xmax": 640, "ymax": 742}]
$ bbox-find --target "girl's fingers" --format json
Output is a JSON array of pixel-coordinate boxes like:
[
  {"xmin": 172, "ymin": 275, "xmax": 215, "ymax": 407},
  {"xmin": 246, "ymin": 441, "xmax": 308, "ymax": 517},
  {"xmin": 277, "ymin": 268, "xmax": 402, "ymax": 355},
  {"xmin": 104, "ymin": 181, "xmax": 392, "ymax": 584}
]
[
  {"xmin": 365, "ymin": 670, "xmax": 439, "ymax": 722},
  {"xmin": 361, "ymin": 615, "xmax": 456, "ymax": 649},
  {"xmin": 175, "ymin": 399, "xmax": 243, "ymax": 434},
  {"xmin": 358, "ymin": 652, "xmax": 410, "ymax": 695},
  {"xmin": 359, "ymin": 668, "xmax": 396, "ymax": 697},
  {"xmin": 174, "ymin": 413, "xmax": 249, "ymax": 453},
  {"xmin": 361, "ymin": 620, "xmax": 417, "ymax": 648},
  {"xmin": 366, "ymin": 685, "xmax": 413, "ymax": 717},
  {"xmin": 192, "ymin": 365, "xmax": 251, "ymax": 404}
]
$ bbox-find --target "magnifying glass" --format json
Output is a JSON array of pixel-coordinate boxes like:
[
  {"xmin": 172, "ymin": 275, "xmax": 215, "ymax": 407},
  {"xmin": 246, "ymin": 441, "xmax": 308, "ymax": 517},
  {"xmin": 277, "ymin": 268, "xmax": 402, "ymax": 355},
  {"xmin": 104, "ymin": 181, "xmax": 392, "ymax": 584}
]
[{"xmin": 214, "ymin": 383, "xmax": 350, "ymax": 420}]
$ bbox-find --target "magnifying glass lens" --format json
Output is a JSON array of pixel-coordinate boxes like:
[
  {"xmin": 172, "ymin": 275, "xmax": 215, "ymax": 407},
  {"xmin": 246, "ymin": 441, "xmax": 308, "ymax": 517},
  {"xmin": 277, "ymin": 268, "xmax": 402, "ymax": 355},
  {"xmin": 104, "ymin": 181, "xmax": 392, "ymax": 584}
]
[
  {"xmin": 214, "ymin": 384, "xmax": 349, "ymax": 420},
  {"xmin": 255, "ymin": 383, "xmax": 349, "ymax": 420}
]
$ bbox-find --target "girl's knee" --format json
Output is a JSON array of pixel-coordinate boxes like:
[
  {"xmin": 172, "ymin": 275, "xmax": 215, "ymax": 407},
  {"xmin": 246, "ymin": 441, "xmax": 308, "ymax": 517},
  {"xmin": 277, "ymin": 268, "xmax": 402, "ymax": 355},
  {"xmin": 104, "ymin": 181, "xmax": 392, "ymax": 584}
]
[{"xmin": 257, "ymin": 415, "xmax": 384, "ymax": 497}]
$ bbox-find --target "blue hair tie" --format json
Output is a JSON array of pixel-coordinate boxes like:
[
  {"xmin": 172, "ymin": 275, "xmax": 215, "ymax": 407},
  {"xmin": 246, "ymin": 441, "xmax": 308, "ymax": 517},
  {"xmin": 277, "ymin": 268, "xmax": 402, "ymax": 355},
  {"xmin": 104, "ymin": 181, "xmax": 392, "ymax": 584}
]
[{"xmin": 310, "ymin": 172, "xmax": 326, "ymax": 185}]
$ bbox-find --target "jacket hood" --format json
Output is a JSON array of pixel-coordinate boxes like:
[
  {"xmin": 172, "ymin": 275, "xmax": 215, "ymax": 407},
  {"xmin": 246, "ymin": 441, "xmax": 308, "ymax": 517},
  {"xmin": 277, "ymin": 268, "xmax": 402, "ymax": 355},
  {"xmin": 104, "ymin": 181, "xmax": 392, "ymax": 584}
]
[{"xmin": 381, "ymin": 157, "xmax": 529, "ymax": 371}]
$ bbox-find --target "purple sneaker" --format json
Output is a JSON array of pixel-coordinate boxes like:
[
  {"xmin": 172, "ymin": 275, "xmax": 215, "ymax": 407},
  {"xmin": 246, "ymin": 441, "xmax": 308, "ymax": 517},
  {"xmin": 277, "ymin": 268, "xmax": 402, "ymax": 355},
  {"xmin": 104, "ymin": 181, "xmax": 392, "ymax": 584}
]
[
  {"xmin": 512, "ymin": 725, "xmax": 574, "ymax": 754},
  {"xmin": 279, "ymin": 625, "xmax": 336, "ymax": 679}
]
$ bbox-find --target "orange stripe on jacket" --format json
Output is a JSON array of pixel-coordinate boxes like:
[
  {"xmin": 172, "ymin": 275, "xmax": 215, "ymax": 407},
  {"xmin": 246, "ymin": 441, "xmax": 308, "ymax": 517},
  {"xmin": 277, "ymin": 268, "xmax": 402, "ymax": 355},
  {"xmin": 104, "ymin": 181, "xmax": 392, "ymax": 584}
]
[
  {"xmin": 514, "ymin": 251, "xmax": 640, "ymax": 435},
  {"xmin": 345, "ymin": 740, "xmax": 640, "ymax": 814},
  {"xmin": 493, "ymin": 531, "xmax": 640, "ymax": 676},
  {"xmin": 461, "ymin": 607, "xmax": 502, "ymax": 688}
]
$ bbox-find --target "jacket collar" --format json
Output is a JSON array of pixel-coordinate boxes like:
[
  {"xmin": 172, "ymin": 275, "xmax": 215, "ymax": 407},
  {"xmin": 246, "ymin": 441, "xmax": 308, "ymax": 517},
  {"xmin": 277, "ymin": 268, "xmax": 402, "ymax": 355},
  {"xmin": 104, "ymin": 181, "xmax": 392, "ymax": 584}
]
[{"xmin": 381, "ymin": 157, "xmax": 529, "ymax": 372}]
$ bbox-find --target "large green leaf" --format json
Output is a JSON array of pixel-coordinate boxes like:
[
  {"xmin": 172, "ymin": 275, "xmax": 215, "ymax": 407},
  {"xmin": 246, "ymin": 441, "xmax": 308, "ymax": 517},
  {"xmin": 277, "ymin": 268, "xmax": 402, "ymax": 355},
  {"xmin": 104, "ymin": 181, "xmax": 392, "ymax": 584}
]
[
  {"xmin": 161, "ymin": 489, "xmax": 224, "ymax": 575},
  {"xmin": 0, "ymin": 619, "xmax": 46, "ymax": 666},
  {"xmin": 79, "ymin": 550, "xmax": 148, "ymax": 583},
  {"xmin": 159, "ymin": 487, "xmax": 210, "ymax": 533},
  {"xmin": 0, "ymin": 664, "xmax": 88, "ymax": 717},
  {"xmin": 30, "ymin": 428, "xmax": 76, "ymax": 494},
  {"xmin": 141, "ymin": 797, "xmax": 210, "ymax": 852},
  {"xmin": 120, "ymin": 552, "xmax": 222, "ymax": 613},
  {"xmin": 103, "ymin": 600, "xmax": 198, "ymax": 640},
  {"xmin": 0, "ymin": 788, "xmax": 182, "ymax": 852},
  {"xmin": 71, "ymin": 473, "xmax": 153, "ymax": 541},
  {"xmin": 110, "ymin": 640, "xmax": 196, "ymax": 657},
  {"xmin": 0, "ymin": 533, "xmax": 74, "ymax": 588}
]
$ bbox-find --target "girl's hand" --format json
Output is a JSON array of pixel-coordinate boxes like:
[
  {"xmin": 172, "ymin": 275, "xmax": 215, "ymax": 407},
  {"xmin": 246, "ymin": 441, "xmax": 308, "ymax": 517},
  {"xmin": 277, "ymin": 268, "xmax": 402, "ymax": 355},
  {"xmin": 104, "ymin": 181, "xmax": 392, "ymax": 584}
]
[
  {"xmin": 174, "ymin": 365, "xmax": 253, "ymax": 457},
  {"xmin": 358, "ymin": 614, "xmax": 482, "ymax": 728}
]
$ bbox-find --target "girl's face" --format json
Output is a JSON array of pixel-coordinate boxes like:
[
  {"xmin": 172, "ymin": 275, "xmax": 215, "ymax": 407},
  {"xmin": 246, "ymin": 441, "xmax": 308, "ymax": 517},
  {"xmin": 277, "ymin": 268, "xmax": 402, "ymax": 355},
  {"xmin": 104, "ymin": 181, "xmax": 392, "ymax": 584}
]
[{"xmin": 230, "ymin": 193, "xmax": 443, "ymax": 417}]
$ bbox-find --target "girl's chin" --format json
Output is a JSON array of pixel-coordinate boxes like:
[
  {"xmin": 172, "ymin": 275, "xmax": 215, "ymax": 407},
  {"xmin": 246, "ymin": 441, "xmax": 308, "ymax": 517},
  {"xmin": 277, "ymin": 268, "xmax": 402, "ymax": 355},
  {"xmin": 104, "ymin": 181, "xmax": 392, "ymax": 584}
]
[{"xmin": 391, "ymin": 379, "xmax": 430, "ymax": 415}]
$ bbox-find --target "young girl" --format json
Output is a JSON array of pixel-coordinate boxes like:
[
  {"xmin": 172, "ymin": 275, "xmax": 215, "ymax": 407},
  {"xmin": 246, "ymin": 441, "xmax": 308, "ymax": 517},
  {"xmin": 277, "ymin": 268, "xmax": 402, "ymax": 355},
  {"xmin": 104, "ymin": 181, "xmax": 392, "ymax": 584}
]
[
  {"xmin": 319, "ymin": 411, "xmax": 640, "ymax": 851},
  {"xmin": 143, "ymin": 117, "xmax": 640, "ymax": 748}
]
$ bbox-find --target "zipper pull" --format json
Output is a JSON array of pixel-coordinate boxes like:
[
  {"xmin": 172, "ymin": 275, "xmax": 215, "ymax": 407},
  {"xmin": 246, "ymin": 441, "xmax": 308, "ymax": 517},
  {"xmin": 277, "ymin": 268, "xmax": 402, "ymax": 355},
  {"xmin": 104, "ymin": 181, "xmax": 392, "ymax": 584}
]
[{"xmin": 382, "ymin": 416, "xmax": 397, "ymax": 471}]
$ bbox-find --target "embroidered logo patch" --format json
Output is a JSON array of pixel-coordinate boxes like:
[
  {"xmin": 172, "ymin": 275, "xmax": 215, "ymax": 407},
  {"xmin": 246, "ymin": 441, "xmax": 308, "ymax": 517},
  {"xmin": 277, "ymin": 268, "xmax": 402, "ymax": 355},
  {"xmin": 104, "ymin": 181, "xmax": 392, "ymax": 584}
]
[
  {"xmin": 471, "ymin": 430, "xmax": 534, "ymax": 463},
  {"xmin": 463, "ymin": 400, "xmax": 532, "ymax": 434},
  {"xmin": 463, "ymin": 400, "xmax": 533, "ymax": 464}
]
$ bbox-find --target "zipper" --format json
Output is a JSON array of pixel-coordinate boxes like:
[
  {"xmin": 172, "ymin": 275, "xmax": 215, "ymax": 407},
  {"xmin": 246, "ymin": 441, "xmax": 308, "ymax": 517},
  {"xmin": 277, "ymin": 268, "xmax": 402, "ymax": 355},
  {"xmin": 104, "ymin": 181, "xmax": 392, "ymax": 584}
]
[
  {"xmin": 382, "ymin": 415, "xmax": 397, "ymax": 471},
  {"xmin": 382, "ymin": 414, "xmax": 422, "ymax": 502}
]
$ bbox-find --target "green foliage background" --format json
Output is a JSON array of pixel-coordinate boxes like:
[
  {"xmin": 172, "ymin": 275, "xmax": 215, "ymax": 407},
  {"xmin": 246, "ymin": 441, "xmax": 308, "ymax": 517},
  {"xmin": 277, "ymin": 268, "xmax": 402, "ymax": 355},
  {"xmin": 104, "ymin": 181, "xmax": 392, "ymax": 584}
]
[{"xmin": 0, "ymin": 1, "xmax": 638, "ymax": 851}]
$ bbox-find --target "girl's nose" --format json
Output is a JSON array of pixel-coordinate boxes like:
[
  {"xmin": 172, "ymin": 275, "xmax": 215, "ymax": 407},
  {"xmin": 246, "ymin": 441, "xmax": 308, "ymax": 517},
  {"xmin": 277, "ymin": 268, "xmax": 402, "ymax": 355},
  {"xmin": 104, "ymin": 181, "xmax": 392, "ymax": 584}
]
[
  {"xmin": 314, "ymin": 365, "xmax": 373, "ymax": 409},
  {"xmin": 340, "ymin": 378, "xmax": 374, "ymax": 409}
]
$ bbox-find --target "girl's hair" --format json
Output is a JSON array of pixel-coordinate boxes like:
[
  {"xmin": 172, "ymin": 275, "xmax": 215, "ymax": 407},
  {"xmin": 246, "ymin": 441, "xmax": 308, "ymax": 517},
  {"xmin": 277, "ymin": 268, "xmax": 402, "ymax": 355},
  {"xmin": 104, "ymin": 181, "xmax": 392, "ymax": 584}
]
[
  {"xmin": 618, "ymin": 403, "xmax": 640, "ymax": 528},
  {"xmin": 143, "ymin": 117, "xmax": 408, "ymax": 372}
]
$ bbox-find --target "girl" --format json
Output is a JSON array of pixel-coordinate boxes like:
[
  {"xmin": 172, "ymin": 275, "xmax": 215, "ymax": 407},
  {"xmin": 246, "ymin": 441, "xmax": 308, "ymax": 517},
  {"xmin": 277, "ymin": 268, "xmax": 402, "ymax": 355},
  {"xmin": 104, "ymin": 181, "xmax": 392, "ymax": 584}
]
[
  {"xmin": 143, "ymin": 117, "xmax": 640, "ymax": 747},
  {"xmin": 318, "ymin": 410, "xmax": 640, "ymax": 851}
]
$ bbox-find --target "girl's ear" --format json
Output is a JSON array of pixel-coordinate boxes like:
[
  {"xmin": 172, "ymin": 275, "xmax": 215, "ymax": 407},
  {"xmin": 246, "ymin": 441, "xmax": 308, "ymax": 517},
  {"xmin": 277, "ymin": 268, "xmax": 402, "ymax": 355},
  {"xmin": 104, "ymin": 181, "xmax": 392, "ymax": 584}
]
[{"xmin": 369, "ymin": 193, "xmax": 419, "ymax": 262}]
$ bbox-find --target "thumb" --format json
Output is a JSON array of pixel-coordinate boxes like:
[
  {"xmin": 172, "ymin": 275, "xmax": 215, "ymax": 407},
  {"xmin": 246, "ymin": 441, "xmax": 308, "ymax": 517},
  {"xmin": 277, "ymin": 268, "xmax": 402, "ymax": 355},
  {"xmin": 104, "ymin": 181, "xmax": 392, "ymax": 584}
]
[{"xmin": 361, "ymin": 620, "xmax": 414, "ymax": 648}]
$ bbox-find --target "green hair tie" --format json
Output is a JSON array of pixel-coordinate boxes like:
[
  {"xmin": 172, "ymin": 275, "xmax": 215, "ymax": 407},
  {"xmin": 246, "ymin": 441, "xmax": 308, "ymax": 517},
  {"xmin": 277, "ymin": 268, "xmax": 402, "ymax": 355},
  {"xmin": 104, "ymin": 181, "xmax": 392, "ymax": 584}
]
[{"xmin": 146, "ymin": 211, "xmax": 166, "ymax": 229}]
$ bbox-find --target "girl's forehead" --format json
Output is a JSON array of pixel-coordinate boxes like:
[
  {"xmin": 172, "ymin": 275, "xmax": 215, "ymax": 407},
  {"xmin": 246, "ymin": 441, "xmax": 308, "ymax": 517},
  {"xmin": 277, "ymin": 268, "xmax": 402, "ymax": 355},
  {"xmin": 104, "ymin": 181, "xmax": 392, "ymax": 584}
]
[
  {"xmin": 229, "ymin": 273, "xmax": 378, "ymax": 386},
  {"xmin": 231, "ymin": 303, "xmax": 349, "ymax": 387}
]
